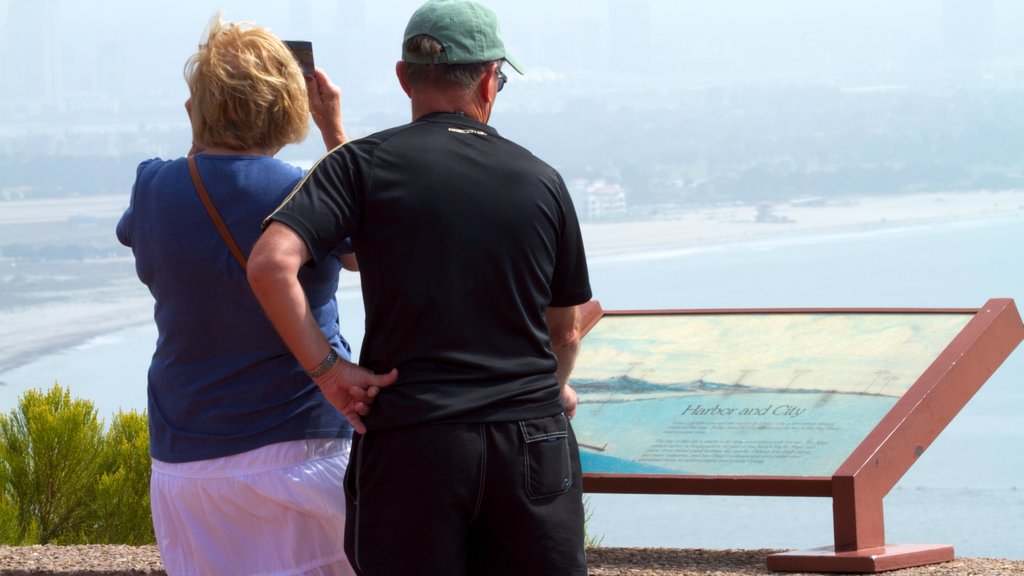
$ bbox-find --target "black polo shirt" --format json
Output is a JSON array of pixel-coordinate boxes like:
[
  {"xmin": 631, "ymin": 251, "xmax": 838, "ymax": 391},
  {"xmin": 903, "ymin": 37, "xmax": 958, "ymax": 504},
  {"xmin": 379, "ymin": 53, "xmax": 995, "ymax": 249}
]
[{"xmin": 269, "ymin": 112, "xmax": 591, "ymax": 430}]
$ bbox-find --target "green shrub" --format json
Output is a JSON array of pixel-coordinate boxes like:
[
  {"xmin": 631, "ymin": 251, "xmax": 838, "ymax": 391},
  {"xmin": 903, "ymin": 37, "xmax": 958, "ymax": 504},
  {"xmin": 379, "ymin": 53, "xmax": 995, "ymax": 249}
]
[
  {"xmin": 584, "ymin": 495, "xmax": 604, "ymax": 548},
  {"xmin": 0, "ymin": 490, "xmax": 25, "ymax": 544},
  {"xmin": 93, "ymin": 410, "xmax": 154, "ymax": 544},
  {"xmin": 0, "ymin": 383, "xmax": 154, "ymax": 545},
  {"xmin": 0, "ymin": 384, "xmax": 104, "ymax": 544}
]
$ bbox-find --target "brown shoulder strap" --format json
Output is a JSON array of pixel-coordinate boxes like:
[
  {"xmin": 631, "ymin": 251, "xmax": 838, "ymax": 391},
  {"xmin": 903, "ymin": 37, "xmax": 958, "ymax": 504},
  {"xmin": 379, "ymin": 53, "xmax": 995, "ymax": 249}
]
[{"xmin": 188, "ymin": 155, "xmax": 248, "ymax": 270}]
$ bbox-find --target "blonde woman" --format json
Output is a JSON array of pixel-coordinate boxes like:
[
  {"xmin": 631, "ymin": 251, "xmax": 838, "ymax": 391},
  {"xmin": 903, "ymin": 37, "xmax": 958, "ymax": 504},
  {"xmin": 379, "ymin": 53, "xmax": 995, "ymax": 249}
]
[{"xmin": 117, "ymin": 14, "xmax": 357, "ymax": 576}]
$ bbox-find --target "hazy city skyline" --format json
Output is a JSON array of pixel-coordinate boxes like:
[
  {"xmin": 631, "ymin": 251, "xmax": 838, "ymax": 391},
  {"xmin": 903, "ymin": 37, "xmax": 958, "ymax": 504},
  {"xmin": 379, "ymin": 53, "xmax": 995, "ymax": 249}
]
[
  {"xmin": 3, "ymin": 0, "xmax": 1024, "ymax": 125},
  {"xmin": 3, "ymin": 0, "xmax": 1024, "ymax": 213}
]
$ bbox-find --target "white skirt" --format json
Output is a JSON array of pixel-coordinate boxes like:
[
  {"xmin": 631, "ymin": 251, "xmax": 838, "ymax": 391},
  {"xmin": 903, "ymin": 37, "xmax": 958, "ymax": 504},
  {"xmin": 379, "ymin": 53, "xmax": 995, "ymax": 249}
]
[{"xmin": 150, "ymin": 438, "xmax": 355, "ymax": 576}]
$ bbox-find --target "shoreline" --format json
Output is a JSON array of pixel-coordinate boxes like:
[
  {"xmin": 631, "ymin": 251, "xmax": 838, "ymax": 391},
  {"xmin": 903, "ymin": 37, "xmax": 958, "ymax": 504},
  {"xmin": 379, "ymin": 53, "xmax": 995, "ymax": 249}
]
[
  {"xmin": 0, "ymin": 282, "xmax": 154, "ymax": 376},
  {"xmin": 2, "ymin": 190, "xmax": 1023, "ymax": 375},
  {"xmin": 0, "ymin": 270, "xmax": 362, "ymax": 376},
  {"xmin": 580, "ymin": 189, "xmax": 1024, "ymax": 261}
]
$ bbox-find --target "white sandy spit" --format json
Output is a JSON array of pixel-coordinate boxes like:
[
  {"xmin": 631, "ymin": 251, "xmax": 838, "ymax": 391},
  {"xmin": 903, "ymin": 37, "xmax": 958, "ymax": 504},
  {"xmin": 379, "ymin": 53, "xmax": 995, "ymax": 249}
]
[{"xmin": 1, "ymin": 190, "xmax": 1022, "ymax": 372}]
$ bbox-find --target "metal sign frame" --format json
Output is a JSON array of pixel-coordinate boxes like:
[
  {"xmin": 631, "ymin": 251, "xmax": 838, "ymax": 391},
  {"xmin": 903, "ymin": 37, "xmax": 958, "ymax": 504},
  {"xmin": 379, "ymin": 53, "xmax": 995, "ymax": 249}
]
[{"xmin": 576, "ymin": 298, "xmax": 1023, "ymax": 573}]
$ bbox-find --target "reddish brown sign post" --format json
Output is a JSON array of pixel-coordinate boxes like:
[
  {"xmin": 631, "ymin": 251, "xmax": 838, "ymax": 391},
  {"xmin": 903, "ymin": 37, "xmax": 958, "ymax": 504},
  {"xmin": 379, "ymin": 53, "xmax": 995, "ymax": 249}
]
[{"xmin": 573, "ymin": 298, "xmax": 1023, "ymax": 573}]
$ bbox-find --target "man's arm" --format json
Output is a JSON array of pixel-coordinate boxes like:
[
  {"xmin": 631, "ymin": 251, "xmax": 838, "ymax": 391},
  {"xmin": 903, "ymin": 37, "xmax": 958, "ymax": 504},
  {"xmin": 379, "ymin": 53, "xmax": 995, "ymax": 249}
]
[
  {"xmin": 546, "ymin": 304, "xmax": 582, "ymax": 419},
  {"xmin": 248, "ymin": 222, "xmax": 395, "ymax": 433}
]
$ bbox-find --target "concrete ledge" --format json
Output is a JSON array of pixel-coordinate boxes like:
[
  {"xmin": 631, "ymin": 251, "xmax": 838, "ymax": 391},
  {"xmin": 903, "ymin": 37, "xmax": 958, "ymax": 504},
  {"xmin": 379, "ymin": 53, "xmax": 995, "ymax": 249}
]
[{"xmin": 1, "ymin": 546, "xmax": 1022, "ymax": 575}]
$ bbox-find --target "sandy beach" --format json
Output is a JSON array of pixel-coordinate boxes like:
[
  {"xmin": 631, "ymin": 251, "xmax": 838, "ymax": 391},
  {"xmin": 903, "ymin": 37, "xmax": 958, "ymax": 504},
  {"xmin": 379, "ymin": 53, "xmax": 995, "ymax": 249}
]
[
  {"xmin": 2, "ymin": 189, "xmax": 1023, "ymax": 373},
  {"xmin": 580, "ymin": 189, "xmax": 1024, "ymax": 260}
]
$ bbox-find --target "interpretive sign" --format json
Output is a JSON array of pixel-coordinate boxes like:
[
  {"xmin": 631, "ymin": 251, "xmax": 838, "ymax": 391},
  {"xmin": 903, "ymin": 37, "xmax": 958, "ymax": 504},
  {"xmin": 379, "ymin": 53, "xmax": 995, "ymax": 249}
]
[
  {"xmin": 573, "ymin": 299, "xmax": 1024, "ymax": 573},
  {"xmin": 573, "ymin": 312, "xmax": 970, "ymax": 477}
]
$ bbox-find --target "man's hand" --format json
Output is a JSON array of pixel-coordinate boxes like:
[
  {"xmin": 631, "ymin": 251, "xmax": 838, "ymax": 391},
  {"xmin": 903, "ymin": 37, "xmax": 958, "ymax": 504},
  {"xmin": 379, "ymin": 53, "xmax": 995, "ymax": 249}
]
[
  {"xmin": 547, "ymin": 306, "xmax": 582, "ymax": 420},
  {"xmin": 249, "ymin": 223, "xmax": 386, "ymax": 431},
  {"xmin": 307, "ymin": 68, "xmax": 348, "ymax": 149},
  {"xmin": 315, "ymin": 360, "xmax": 398, "ymax": 434},
  {"xmin": 560, "ymin": 384, "xmax": 578, "ymax": 420}
]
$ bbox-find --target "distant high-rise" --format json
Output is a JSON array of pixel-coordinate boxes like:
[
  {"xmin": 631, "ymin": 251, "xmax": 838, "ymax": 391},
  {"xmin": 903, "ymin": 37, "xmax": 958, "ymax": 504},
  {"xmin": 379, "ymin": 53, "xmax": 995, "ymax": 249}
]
[
  {"xmin": 4, "ymin": 0, "xmax": 59, "ymax": 107},
  {"xmin": 330, "ymin": 0, "xmax": 369, "ymax": 78},
  {"xmin": 942, "ymin": 0, "xmax": 994, "ymax": 67},
  {"xmin": 336, "ymin": 0, "xmax": 366, "ymax": 34},
  {"xmin": 609, "ymin": 0, "xmax": 652, "ymax": 75},
  {"xmin": 289, "ymin": 0, "xmax": 314, "ymax": 39}
]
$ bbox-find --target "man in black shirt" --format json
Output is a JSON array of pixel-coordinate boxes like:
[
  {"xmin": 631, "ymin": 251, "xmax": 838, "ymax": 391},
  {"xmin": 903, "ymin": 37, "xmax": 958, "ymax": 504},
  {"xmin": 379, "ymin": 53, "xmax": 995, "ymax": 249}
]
[{"xmin": 249, "ymin": 1, "xmax": 591, "ymax": 573}]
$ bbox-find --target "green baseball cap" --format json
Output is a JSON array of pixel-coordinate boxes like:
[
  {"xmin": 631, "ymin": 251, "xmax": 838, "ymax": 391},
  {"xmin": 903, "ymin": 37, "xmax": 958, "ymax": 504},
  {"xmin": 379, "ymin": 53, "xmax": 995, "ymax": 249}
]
[{"xmin": 403, "ymin": 0, "xmax": 524, "ymax": 74}]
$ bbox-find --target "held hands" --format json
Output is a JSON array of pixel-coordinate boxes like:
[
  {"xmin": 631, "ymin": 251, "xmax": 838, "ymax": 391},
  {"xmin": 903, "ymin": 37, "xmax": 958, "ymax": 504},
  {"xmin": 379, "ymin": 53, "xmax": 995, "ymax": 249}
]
[
  {"xmin": 306, "ymin": 68, "xmax": 348, "ymax": 149},
  {"xmin": 314, "ymin": 359, "xmax": 397, "ymax": 434}
]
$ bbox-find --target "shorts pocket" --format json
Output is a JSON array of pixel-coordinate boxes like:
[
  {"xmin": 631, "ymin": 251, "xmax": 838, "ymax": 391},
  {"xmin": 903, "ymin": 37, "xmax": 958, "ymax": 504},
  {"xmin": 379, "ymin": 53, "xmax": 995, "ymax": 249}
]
[{"xmin": 520, "ymin": 413, "xmax": 573, "ymax": 499}]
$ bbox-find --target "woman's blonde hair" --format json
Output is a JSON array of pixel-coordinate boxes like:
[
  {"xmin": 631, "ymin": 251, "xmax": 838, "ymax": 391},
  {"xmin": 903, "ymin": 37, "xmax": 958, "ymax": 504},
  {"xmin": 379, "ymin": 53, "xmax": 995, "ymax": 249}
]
[{"xmin": 185, "ymin": 14, "xmax": 309, "ymax": 151}]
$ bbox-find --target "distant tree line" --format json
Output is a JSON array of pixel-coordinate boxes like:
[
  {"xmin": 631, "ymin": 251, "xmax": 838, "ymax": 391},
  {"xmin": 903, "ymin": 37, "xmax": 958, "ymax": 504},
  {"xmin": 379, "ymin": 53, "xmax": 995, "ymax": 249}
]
[
  {"xmin": 504, "ymin": 83, "xmax": 1024, "ymax": 207},
  {"xmin": 0, "ymin": 243, "xmax": 121, "ymax": 262},
  {"xmin": 4, "ymin": 82, "xmax": 1023, "ymax": 208},
  {"xmin": 0, "ymin": 156, "xmax": 137, "ymax": 200}
]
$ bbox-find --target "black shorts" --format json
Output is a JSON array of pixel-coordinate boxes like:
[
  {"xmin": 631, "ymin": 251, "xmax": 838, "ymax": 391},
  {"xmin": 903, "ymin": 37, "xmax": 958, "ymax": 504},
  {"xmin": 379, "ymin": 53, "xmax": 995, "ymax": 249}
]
[{"xmin": 344, "ymin": 414, "xmax": 587, "ymax": 576}]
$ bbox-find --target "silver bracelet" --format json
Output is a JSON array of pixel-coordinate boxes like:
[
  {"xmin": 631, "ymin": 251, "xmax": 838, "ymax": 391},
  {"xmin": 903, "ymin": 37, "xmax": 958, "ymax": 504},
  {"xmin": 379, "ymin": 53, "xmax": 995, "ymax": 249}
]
[{"xmin": 306, "ymin": 348, "xmax": 338, "ymax": 378}]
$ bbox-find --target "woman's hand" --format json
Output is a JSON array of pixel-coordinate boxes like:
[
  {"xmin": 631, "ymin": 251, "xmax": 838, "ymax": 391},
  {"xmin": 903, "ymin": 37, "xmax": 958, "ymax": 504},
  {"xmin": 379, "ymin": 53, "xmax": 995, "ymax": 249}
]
[
  {"xmin": 307, "ymin": 68, "xmax": 348, "ymax": 150},
  {"xmin": 314, "ymin": 361, "xmax": 398, "ymax": 434}
]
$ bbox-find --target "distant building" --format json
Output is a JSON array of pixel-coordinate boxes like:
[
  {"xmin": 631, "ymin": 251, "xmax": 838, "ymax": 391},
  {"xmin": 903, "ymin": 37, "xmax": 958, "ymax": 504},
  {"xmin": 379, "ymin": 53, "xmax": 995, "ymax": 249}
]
[
  {"xmin": 942, "ymin": 0, "xmax": 994, "ymax": 68},
  {"xmin": 608, "ymin": 0, "xmax": 652, "ymax": 75},
  {"xmin": 61, "ymin": 91, "xmax": 120, "ymax": 115},
  {"xmin": 4, "ymin": 0, "xmax": 59, "ymax": 107},
  {"xmin": 570, "ymin": 179, "xmax": 628, "ymax": 221},
  {"xmin": 289, "ymin": 0, "xmax": 314, "ymax": 36}
]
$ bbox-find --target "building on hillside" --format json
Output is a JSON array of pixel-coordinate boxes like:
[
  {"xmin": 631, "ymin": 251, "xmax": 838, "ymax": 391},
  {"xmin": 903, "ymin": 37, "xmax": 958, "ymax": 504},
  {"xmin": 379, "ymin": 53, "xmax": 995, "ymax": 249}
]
[{"xmin": 569, "ymin": 179, "xmax": 628, "ymax": 221}]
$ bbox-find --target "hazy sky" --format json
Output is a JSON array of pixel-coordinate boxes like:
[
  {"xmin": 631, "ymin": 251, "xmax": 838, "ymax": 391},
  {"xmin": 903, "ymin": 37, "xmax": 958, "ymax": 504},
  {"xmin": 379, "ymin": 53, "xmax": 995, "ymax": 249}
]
[
  {"xmin": 3, "ymin": 0, "xmax": 1023, "ymax": 164},
  {"xmin": 4, "ymin": 0, "xmax": 1024, "ymax": 108}
]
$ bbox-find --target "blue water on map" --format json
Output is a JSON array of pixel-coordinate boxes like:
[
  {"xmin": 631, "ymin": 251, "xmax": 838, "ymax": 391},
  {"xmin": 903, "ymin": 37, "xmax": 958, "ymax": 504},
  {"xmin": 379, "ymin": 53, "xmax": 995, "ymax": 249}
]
[
  {"xmin": 574, "ymin": 391, "xmax": 898, "ymax": 476},
  {"xmin": 1, "ymin": 213, "xmax": 1022, "ymax": 558}
]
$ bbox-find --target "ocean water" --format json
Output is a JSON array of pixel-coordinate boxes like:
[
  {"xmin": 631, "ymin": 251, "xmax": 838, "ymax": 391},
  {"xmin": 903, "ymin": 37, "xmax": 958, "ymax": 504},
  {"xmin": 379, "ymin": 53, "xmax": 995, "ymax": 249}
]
[
  {"xmin": 0, "ymin": 214, "xmax": 1021, "ymax": 558},
  {"xmin": 581, "ymin": 215, "xmax": 1024, "ymax": 559}
]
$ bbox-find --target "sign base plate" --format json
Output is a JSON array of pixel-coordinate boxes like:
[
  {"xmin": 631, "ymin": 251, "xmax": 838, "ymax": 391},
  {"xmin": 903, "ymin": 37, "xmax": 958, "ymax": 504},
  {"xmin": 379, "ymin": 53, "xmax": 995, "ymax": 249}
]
[{"xmin": 767, "ymin": 544, "xmax": 954, "ymax": 573}]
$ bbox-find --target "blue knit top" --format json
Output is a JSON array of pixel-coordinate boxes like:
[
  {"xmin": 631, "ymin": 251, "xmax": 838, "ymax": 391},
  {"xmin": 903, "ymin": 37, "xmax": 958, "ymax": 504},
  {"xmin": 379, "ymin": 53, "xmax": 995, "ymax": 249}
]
[{"xmin": 117, "ymin": 154, "xmax": 353, "ymax": 462}]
